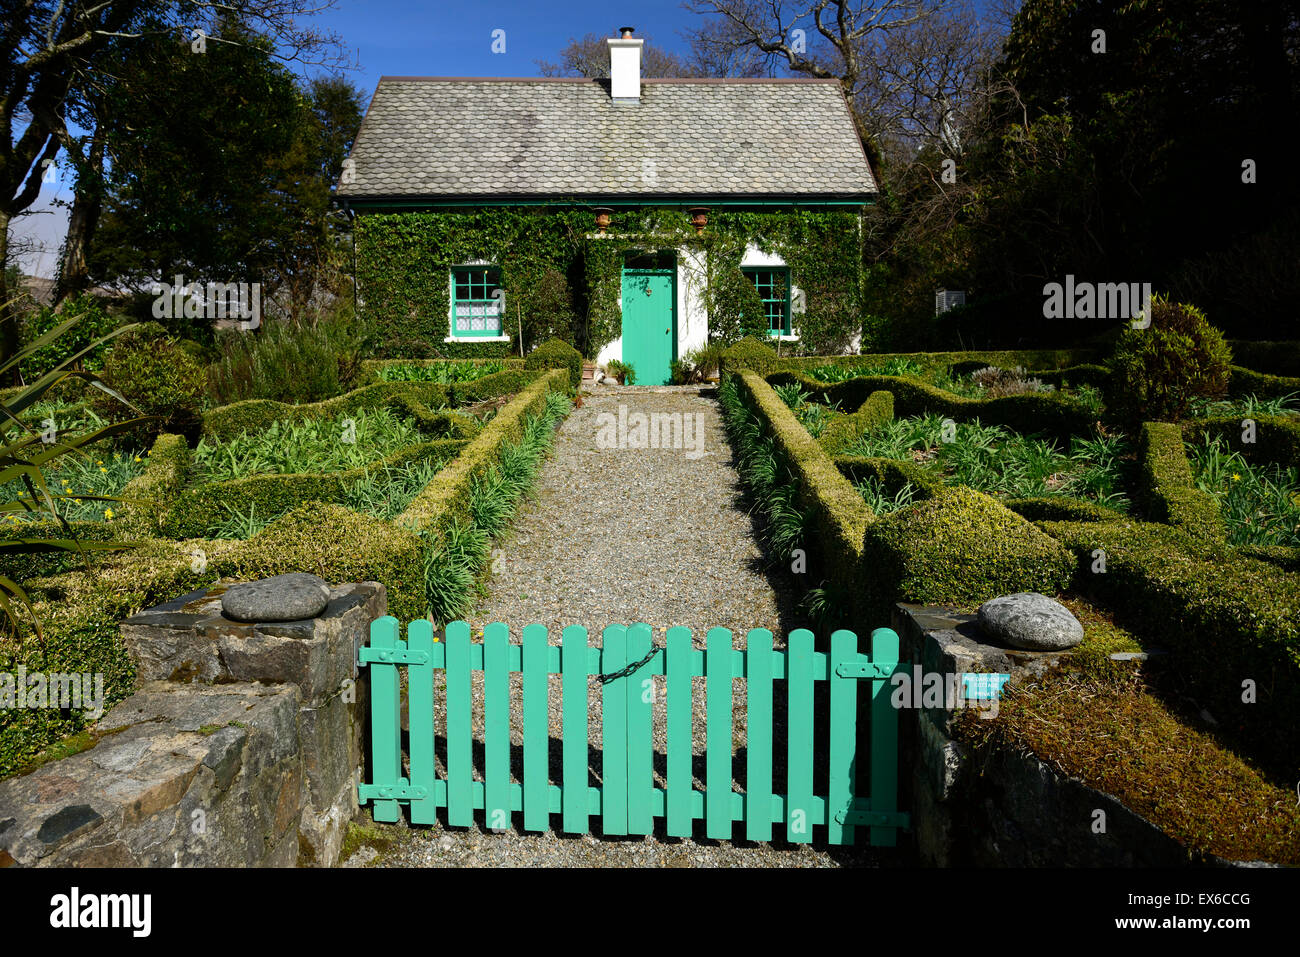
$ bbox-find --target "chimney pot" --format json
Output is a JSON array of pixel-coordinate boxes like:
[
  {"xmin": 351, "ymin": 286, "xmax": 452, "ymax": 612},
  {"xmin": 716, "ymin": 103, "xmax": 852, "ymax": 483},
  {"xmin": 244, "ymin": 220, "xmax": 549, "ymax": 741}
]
[{"xmin": 620, "ymin": 26, "xmax": 635, "ymax": 38}]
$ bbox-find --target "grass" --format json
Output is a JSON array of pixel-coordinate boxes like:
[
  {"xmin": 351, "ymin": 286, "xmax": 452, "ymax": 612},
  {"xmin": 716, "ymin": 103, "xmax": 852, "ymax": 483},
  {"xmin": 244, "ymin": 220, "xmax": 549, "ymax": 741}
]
[
  {"xmin": 376, "ymin": 360, "xmax": 507, "ymax": 384},
  {"xmin": 853, "ymin": 475, "xmax": 921, "ymax": 515},
  {"xmin": 191, "ymin": 407, "xmax": 425, "ymax": 483},
  {"xmin": 421, "ymin": 392, "xmax": 570, "ymax": 624},
  {"xmin": 843, "ymin": 414, "xmax": 1131, "ymax": 510},
  {"xmin": 1188, "ymin": 433, "xmax": 1300, "ymax": 547},
  {"xmin": 808, "ymin": 358, "xmax": 923, "ymax": 382},
  {"xmin": 2, "ymin": 445, "xmax": 146, "ymax": 526},
  {"xmin": 772, "ymin": 381, "xmax": 841, "ymax": 439},
  {"xmin": 954, "ymin": 597, "xmax": 1300, "ymax": 864}
]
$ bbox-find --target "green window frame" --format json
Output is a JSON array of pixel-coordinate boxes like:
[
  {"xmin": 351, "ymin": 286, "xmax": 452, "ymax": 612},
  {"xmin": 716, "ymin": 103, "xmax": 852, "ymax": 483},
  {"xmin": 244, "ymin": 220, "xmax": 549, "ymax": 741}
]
[
  {"xmin": 451, "ymin": 265, "xmax": 503, "ymax": 336},
  {"xmin": 743, "ymin": 267, "xmax": 792, "ymax": 336}
]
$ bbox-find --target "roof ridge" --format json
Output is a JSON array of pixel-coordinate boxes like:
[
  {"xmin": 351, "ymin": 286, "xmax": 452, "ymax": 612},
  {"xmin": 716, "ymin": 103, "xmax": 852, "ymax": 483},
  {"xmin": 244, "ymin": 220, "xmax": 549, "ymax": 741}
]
[{"xmin": 376, "ymin": 75, "xmax": 842, "ymax": 85}]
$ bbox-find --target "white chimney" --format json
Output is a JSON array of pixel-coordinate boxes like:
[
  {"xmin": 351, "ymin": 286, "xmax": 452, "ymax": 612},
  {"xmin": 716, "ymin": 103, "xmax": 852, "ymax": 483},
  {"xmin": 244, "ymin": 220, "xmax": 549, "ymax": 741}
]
[{"xmin": 608, "ymin": 26, "xmax": 643, "ymax": 104}]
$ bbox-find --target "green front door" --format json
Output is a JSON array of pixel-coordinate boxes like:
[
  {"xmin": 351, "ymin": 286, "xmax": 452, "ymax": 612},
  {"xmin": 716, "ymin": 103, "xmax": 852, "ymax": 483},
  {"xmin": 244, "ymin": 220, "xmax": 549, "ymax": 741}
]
[{"xmin": 621, "ymin": 267, "xmax": 676, "ymax": 386}]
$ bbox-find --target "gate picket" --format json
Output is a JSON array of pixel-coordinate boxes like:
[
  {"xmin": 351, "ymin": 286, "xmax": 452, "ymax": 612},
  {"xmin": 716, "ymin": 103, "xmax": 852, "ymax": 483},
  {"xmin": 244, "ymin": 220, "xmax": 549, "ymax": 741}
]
[
  {"xmin": 483, "ymin": 622, "xmax": 510, "ymax": 830},
  {"xmin": 444, "ymin": 620, "xmax": 473, "ymax": 827},
  {"xmin": 665, "ymin": 626, "xmax": 694, "ymax": 837},
  {"xmin": 407, "ymin": 618, "xmax": 437, "ymax": 825},
  {"xmin": 359, "ymin": 619, "xmax": 909, "ymax": 847},
  {"xmin": 626, "ymin": 623, "xmax": 655, "ymax": 835},
  {"xmin": 600, "ymin": 624, "xmax": 628, "ymax": 835},
  {"xmin": 786, "ymin": 628, "xmax": 815, "ymax": 843},
  {"xmin": 705, "ymin": 627, "xmax": 734, "ymax": 839},
  {"xmin": 521, "ymin": 623, "xmax": 549, "ymax": 831},
  {"xmin": 561, "ymin": 625, "xmax": 589, "ymax": 834},
  {"xmin": 745, "ymin": 628, "xmax": 774, "ymax": 841}
]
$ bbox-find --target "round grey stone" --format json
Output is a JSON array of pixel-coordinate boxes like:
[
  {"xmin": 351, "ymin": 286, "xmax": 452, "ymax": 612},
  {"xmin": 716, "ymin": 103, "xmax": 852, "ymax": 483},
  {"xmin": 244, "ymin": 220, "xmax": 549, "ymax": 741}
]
[
  {"xmin": 221, "ymin": 573, "xmax": 331, "ymax": 623},
  {"xmin": 977, "ymin": 592, "xmax": 1084, "ymax": 651}
]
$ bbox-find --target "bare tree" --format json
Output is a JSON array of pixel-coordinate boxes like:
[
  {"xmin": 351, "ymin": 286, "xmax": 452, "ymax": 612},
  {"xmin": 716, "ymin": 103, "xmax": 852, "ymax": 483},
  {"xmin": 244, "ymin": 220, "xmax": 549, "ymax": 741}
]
[{"xmin": 537, "ymin": 33, "xmax": 698, "ymax": 78}]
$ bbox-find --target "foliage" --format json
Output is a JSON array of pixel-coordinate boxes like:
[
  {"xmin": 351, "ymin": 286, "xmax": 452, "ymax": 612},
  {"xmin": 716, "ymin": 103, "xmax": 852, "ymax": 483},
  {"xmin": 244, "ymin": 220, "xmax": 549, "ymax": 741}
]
[
  {"xmin": 1189, "ymin": 434, "xmax": 1300, "ymax": 548},
  {"xmin": 1106, "ymin": 298, "xmax": 1233, "ymax": 424},
  {"xmin": 191, "ymin": 407, "xmax": 425, "ymax": 483},
  {"xmin": 376, "ymin": 360, "xmax": 507, "ymax": 384},
  {"xmin": 19, "ymin": 294, "xmax": 121, "ymax": 378},
  {"xmin": 206, "ymin": 314, "xmax": 373, "ymax": 406},
  {"xmin": 90, "ymin": 323, "xmax": 205, "ymax": 444}
]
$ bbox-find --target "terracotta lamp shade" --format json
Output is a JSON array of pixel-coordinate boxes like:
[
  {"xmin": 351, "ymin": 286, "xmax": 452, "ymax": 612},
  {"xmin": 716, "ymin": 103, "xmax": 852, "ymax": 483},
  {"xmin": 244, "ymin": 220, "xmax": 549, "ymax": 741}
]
[
  {"xmin": 687, "ymin": 207, "xmax": 709, "ymax": 235},
  {"xmin": 592, "ymin": 207, "xmax": 613, "ymax": 234}
]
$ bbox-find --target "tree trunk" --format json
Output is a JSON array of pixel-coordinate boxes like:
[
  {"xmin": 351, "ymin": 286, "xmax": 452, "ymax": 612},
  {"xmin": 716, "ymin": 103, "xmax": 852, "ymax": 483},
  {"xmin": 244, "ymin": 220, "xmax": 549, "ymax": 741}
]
[
  {"xmin": 0, "ymin": 211, "xmax": 20, "ymax": 384},
  {"xmin": 53, "ymin": 129, "xmax": 106, "ymax": 305}
]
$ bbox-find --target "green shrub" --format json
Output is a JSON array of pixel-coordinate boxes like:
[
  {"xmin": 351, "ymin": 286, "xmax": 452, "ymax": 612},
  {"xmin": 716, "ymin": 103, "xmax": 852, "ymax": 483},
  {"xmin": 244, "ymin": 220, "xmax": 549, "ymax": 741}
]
[
  {"xmin": 721, "ymin": 336, "xmax": 784, "ymax": 376},
  {"xmin": 91, "ymin": 323, "xmax": 205, "ymax": 444},
  {"xmin": 680, "ymin": 341, "xmax": 728, "ymax": 382},
  {"xmin": 1134, "ymin": 422, "xmax": 1225, "ymax": 538},
  {"xmin": 1182, "ymin": 415, "xmax": 1300, "ymax": 470},
  {"xmin": 524, "ymin": 337, "xmax": 582, "ymax": 389},
  {"xmin": 19, "ymin": 293, "xmax": 122, "ymax": 379},
  {"xmin": 1106, "ymin": 297, "xmax": 1232, "ymax": 423},
  {"xmin": 1003, "ymin": 497, "xmax": 1129, "ymax": 523},
  {"xmin": 604, "ymin": 359, "xmax": 635, "ymax": 385},
  {"xmin": 206, "ymin": 315, "xmax": 372, "ymax": 407},
  {"xmin": 862, "ymin": 486, "xmax": 1075, "ymax": 618},
  {"xmin": 1226, "ymin": 366, "xmax": 1300, "ymax": 401},
  {"xmin": 833, "ymin": 454, "xmax": 943, "ymax": 498}
]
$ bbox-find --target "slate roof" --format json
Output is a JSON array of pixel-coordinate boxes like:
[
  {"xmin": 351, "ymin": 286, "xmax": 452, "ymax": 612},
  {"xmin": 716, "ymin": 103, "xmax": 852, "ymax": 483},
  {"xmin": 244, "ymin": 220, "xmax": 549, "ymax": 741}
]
[{"xmin": 337, "ymin": 77, "xmax": 876, "ymax": 202}]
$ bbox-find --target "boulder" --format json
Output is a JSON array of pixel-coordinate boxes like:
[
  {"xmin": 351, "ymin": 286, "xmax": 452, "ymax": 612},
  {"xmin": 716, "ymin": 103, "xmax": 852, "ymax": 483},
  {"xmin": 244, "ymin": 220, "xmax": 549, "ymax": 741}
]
[
  {"xmin": 978, "ymin": 592, "xmax": 1084, "ymax": 650},
  {"xmin": 221, "ymin": 572, "xmax": 331, "ymax": 624}
]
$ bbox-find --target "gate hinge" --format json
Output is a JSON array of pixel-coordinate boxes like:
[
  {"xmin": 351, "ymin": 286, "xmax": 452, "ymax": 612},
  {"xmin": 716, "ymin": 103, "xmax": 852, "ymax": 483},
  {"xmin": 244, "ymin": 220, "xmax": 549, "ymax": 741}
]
[
  {"xmin": 359, "ymin": 782, "xmax": 428, "ymax": 802},
  {"xmin": 358, "ymin": 646, "xmax": 430, "ymax": 666},
  {"xmin": 834, "ymin": 806, "xmax": 911, "ymax": 829},
  {"xmin": 835, "ymin": 659, "xmax": 906, "ymax": 679}
]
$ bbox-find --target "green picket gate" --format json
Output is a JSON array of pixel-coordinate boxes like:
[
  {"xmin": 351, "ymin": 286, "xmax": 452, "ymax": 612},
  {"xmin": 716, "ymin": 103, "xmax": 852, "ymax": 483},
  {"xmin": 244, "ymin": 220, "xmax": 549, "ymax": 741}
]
[{"xmin": 358, "ymin": 618, "xmax": 909, "ymax": 846}]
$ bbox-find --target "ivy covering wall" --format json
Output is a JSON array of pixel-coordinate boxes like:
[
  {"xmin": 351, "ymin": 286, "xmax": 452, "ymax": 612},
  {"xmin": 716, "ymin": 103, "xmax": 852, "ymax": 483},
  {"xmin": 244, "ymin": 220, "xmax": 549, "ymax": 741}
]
[{"xmin": 353, "ymin": 205, "xmax": 864, "ymax": 359}]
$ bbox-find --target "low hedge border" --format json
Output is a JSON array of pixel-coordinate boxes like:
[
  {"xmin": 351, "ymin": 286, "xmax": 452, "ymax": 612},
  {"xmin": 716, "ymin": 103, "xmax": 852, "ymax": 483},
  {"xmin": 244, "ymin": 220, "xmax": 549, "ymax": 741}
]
[
  {"xmin": 119, "ymin": 433, "xmax": 190, "ymax": 535},
  {"xmin": 1183, "ymin": 415, "xmax": 1300, "ymax": 469},
  {"xmin": 1004, "ymin": 496, "xmax": 1130, "ymax": 523},
  {"xmin": 524, "ymin": 337, "xmax": 583, "ymax": 390},
  {"xmin": 200, "ymin": 368, "xmax": 543, "ymax": 441},
  {"xmin": 1038, "ymin": 517, "xmax": 1300, "ymax": 775},
  {"xmin": 817, "ymin": 389, "xmax": 894, "ymax": 455},
  {"xmin": 832, "ymin": 454, "xmax": 943, "ymax": 498},
  {"xmin": 1134, "ymin": 422, "xmax": 1226, "ymax": 540},
  {"xmin": 357, "ymin": 356, "xmax": 525, "ymax": 386},
  {"xmin": 1235, "ymin": 543, "xmax": 1300, "ymax": 573},
  {"xmin": 767, "ymin": 370, "xmax": 1097, "ymax": 443},
  {"xmin": 1227, "ymin": 366, "xmax": 1300, "ymax": 400},
  {"xmin": 398, "ymin": 369, "xmax": 570, "ymax": 533},
  {"xmin": 161, "ymin": 438, "xmax": 469, "ymax": 538},
  {"xmin": 729, "ymin": 370, "xmax": 871, "ymax": 581},
  {"xmin": 720, "ymin": 337, "xmax": 1099, "ymax": 378}
]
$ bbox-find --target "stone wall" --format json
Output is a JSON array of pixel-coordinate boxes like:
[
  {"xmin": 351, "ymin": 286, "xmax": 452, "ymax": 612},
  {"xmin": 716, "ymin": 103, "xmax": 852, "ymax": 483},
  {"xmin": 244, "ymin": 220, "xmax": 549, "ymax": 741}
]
[
  {"xmin": 0, "ymin": 580, "xmax": 383, "ymax": 868},
  {"xmin": 892, "ymin": 603, "xmax": 1197, "ymax": 867}
]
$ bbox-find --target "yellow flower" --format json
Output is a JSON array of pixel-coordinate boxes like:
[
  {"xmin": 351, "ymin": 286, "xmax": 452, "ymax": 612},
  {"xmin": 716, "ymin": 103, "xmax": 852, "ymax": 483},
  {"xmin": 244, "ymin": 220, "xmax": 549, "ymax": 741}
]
[
  {"xmin": 1231, "ymin": 473, "xmax": 1241, "ymax": 481},
  {"xmin": 96, "ymin": 460, "xmax": 103, "ymax": 465},
  {"xmin": 134, "ymin": 456, "xmax": 142, "ymax": 463},
  {"xmin": 100, "ymin": 466, "xmax": 107, "ymax": 473},
  {"xmin": 104, "ymin": 508, "xmax": 114, "ymax": 519}
]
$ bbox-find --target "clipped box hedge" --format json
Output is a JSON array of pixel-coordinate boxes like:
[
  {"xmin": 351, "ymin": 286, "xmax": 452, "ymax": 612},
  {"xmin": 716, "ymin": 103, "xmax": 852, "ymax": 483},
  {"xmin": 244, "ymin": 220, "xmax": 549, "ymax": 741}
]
[
  {"xmin": 1227, "ymin": 366, "xmax": 1300, "ymax": 400},
  {"xmin": 119, "ymin": 432, "xmax": 191, "ymax": 535},
  {"xmin": 1134, "ymin": 422, "xmax": 1225, "ymax": 539},
  {"xmin": 817, "ymin": 389, "xmax": 894, "ymax": 455},
  {"xmin": 832, "ymin": 454, "xmax": 943, "ymax": 498},
  {"xmin": 730, "ymin": 371, "xmax": 871, "ymax": 586},
  {"xmin": 1225, "ymin": 340, "xmax": 1300, "ymax": 378},
  {"xmin": 524, "ymin": 337, "xmax": 583, "ymax": 390},
  {"xmin": 861, "ymin": 486, "xmax": 1075, "ymax": 620},
  {"xmin": 767, "ymin": 370, "xmax": 1096, "ymax": 443},
  {"xmin": 720, "ymin": 336, "xmax": 1098, "ymax": 378},
  {"xmin": 1184, "ymin": 414, "xmax": 1300, "ymax": 469},
  {"xmin": 161, "ymin": 438, "xmax": 469, "ymax": 538},
  {"xmin": 1039, "ymin": 518, "xmax": 1300, "ymax": 773},
  {"xmin": 200, "ymin": 368, "xmax": 542, "ymax": 441},
  {"xmin": 1003, "ymin": 497, "xmax": 1129, "ymax": 523}
]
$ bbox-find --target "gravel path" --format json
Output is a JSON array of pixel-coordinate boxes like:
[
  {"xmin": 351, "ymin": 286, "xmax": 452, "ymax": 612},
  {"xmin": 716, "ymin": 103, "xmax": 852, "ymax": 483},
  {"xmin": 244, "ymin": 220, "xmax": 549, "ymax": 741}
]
[{"xmin": 365, "ymin": 385, "xmax": 895, "ymax": 868}]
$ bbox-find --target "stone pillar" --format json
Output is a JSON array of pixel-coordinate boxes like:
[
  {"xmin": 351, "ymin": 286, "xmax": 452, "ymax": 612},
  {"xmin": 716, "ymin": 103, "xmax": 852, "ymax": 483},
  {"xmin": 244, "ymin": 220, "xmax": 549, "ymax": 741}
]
[{"xmin": 118, "ymin": 578, "xmax": 385, "ymax": 866}]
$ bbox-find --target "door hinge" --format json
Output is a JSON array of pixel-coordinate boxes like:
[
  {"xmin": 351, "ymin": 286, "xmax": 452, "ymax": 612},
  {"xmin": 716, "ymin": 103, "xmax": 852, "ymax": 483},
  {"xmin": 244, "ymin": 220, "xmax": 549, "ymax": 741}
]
[
  {"xmin": 359, "ymin": 782, "xmax": 428, "ymax": 802},
  {"xmin": 834, "ymin": 658, "xmax": 906, "ymax": 679}
]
